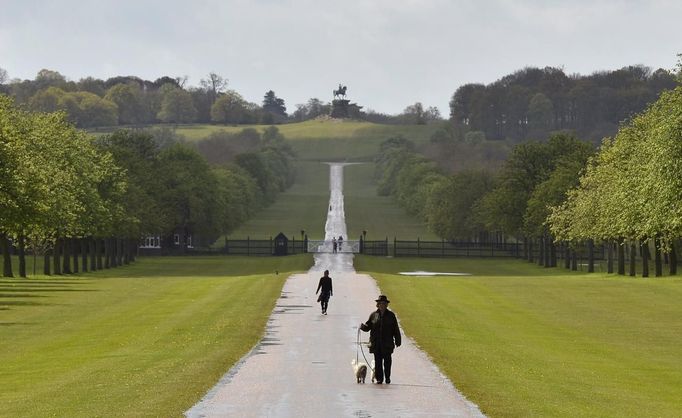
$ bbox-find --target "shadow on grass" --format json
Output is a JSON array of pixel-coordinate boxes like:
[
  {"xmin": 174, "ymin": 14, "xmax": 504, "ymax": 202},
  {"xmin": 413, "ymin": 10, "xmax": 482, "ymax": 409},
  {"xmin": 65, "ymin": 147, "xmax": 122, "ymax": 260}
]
[
  {"xmin": 0, "ymin": 293, "xmax": 48, "ymax": 298},
  {"xmin": 0, "ymin": 278, "xmax": 98, "ymax": 312},
  {"xmin": 88, "ymin": 256, "xmax": 312, "ymax": 278},
  {"xmin": 0, "ymin": 300, "xmax": 49, "ymax": 307},
  {"xmin": 0, "ymin": 287, "xmax": 97, "ymax": 293}
]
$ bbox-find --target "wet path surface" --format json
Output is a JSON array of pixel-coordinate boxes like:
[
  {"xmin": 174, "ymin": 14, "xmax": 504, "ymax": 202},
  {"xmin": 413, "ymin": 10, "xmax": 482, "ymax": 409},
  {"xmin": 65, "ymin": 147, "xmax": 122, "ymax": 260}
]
[{"xmin": 186, "ymin": 163, "xmax": 485, "ymax": 417}]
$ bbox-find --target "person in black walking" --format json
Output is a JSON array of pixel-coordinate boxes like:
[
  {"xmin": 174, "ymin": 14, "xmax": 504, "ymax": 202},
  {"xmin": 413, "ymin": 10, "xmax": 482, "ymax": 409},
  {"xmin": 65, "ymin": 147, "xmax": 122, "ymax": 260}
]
[
  {"xmin": 316, "ymin": 270, "xmax": 333, "ymax": 314},
  {"xmin": 360, "ymin": 295, "xmax": 401, "ymax": 384}
]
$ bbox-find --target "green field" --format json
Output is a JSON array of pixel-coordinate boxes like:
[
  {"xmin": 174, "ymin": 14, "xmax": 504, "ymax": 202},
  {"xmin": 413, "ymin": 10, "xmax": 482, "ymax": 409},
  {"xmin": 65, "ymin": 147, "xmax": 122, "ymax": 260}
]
[
  {"xmin": 344, "ymin": 163, "xmax": 439, "ymax": 240},
  {"xmin": 229, "ymin": 160, "xmax": 436, "ymax": 240},
  {"xmin": 92, "ymin": 120, "xmax": 440, "ymax": 161},
  {"xmin": 355, "ymin": 256, "xmax": 682, "ymax": 417},
  {"xmin": 0, "ymin": 256, "xmax": 312, "ymax": 417}
]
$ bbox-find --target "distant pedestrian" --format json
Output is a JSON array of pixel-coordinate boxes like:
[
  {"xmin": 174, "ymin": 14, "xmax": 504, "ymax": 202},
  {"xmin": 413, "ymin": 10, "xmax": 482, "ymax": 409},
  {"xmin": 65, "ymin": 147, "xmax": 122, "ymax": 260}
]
[
  {"xmin": 316, "ymin": 270, "xmax": 333, "ymax": 314},
  {"xmin": 338, "ymin": 235, "xmax": 343, "ymax": 251},
  {"xmin": 332, "ymin": 237, "xmax": 337, "ymax": 253},
  {"xmin": 359, "ymin": 295, "xmax": 401, "ymax": 384}
]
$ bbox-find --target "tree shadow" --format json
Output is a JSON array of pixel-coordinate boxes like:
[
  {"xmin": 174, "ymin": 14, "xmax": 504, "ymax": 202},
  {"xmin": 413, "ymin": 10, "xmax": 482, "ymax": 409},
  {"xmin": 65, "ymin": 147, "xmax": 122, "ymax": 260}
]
[
  {"xmin": 0, "ymin": 300, "xmax": 48, "ymax": 307},
  {"xmin": 0, "ymin": 293, "xmax": 48, "ymax": 298},
  {"xmin": 0, "ymin": 287, "xmax": 96, "ymax": 293}
]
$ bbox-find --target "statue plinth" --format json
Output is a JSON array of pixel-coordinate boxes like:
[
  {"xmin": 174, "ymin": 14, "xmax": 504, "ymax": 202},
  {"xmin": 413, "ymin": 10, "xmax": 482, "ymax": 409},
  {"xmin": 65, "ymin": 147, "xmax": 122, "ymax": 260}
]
[
  {"xmin": 331, "ymin": 99, "xmax": 351, "ymax": 118},
  {"xmin": 330, "ymin": 99, "xmax": 363, "ymax": 119}
]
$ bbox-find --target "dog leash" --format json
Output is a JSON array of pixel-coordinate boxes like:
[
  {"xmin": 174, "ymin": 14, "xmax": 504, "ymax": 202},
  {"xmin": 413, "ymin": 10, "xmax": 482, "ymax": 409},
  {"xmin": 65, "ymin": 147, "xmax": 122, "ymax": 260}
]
[{"xmin": 356, "ymin": 327, "xmax": 375, "ymax": 374}]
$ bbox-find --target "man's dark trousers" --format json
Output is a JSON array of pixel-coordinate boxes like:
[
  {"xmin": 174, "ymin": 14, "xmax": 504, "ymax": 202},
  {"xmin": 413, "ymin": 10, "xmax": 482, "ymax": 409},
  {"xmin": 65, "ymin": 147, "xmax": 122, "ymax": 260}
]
[{"xmin": 373, "ymin": 347, "xmax": 392, "ymax": 383}]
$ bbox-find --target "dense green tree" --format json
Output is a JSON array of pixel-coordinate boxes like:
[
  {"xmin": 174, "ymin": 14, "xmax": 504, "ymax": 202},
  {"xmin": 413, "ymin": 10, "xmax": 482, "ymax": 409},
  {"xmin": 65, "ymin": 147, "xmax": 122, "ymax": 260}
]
[
  {"xmin": 234, "ymin": 152, "xmax": 278, "ymax": 204},
  {"xmin": 105, "ymin": 83, "xmax": 144, "ymax": 124},
  {"xmin": 450, "ymin": 65, "xmax": 677, "ymax": 142},
  {"xmin": 262, "ymin": 90, "xmax": 287, "ymax": 120},
  {"xmin": 426, "ymin": 170, "xmax": 495, "ymax": 240},
  {"xmin": 157, "ymin": 145, "xmax": 222, "ymax": 247},
  {"xmin": 211, "ymin": 90, "xmax": 248, "ymax": 124},
  {"xmin": 157, "ymin": 87, "xmax": 197, "ymax": 123}
]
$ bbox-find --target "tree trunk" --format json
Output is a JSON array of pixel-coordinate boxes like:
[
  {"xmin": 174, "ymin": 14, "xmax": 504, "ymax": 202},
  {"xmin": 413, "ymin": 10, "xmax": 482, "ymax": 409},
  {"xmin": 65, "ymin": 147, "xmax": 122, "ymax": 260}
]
[
  {"xmin": 129, "ymin": 239, "xmax": 136, "ymax": 263},
  {"xmin": 617, "ymin": 238, "xmax": 625, "ymax": 275},
  {"xmin": 670, "ymin": 242, "xmax": 677, "ymax": 275},
  {"xmin": 96, "ymin": 238, "xmax": 103, "ymax": 270},
  {"xmin": 123, "ymin": 239, "xmax": 130, "ymax": 265},
  {"xmin": 89, "ymin": 237, "xmax": 97, "ymax": 271},
  {"xmin": 53, "ymin": 238, "xmax": 62, "ymax": 275},
  {"xmin": 43, "ymin": 252, "xmax": 51, "ymax": 275},
  {"xmin": 607, "ymin": 241, "xmax": 614, "ymax": 274},
  {"xmin": 587, "ymin": 239, "xmax": 594, "ymax": 273},
  {"xmin": 72, "ymin": 238, "xmax": 79, "ymax": 273},
  {"xmin": 81, "ymin": 238, "xmax": 88, "ymax": 273},
  {"xmin": 1, "ymin": 232, "xmax": 13, "ymax": 278},
  {"xmin": 110, "ymin": 238, "xmax": 117, "ymax": 267},
  {"xmin": 104, "ymin": 238, "xmax": 111, "ymax": 269},
  {"xmin": 654, "ymin": 236, "xmax": 662, "ymax": 277},
  {"xmin": 18, "ymin": 234, "xmax": 26, "ymax": 278},
  {"xmin": 629, "ymin": 241, "xmax": 637, "ymax": 277},
  {"xmin": 527, "ymin": 238, "xmax": 534, "ymax": 263},
  {"xmin": 641, "ymin": 240, "xmax": 649, "ymax": 278},
  {"xmin": 564, "ymin": 243, "xmax": 571, "ymax": 269},
  {"xmin": 62, "ymin": 237, "xmax": 71, "ymax": 274},
  {"xmin": 117, "ymin": 238, "xmax": 124, "ymax": 266}
]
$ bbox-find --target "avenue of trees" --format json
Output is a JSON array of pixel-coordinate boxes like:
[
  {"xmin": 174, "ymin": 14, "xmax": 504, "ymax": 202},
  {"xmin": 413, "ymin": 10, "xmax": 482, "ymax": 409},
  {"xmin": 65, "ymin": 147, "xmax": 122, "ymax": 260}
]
[
  {"xmin": 376, "ymin": 77, "xmax": 682, "ymax": 276},
  {"xmin": 548, "ymin": 85, "xmax": 682, "ymax": 276},
  {"xmin": 449, "ymin": 65, "xmax": 678, "ymax": 142},
  {"xmin": 1, "ymin": 94, "xmax": 296, "ymax": 277}
]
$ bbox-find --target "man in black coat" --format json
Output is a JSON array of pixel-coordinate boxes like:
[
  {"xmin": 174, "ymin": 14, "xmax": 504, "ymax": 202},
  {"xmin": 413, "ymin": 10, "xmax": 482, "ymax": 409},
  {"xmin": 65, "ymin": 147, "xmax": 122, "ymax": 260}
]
[
  {"xmin": 360, "ymin": 295, "xmax": 401, "ymax": 384},
  {"xmin": 316, "ymin": 270, "xmax": 333, "ymax": 314}
]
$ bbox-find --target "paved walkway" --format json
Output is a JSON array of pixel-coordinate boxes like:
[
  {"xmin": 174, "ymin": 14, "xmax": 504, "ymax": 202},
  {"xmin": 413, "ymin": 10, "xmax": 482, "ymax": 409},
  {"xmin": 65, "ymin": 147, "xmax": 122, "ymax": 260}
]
[{"xmin": 186, "ymin": 164, "xmax": 485, "ymax": 418}]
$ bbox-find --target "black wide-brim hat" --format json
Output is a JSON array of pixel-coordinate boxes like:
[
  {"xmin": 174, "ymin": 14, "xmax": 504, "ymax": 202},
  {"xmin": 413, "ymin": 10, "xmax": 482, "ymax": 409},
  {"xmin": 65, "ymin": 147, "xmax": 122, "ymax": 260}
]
[{"xmin": 375, "ymin": 295, "xmax": 390, "ymax": 303}]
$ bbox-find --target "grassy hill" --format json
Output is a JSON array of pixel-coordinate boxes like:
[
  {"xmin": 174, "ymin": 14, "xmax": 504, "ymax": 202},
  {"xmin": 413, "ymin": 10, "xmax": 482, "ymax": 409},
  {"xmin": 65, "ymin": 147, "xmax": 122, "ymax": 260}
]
[{"xmin": 93, "ymin": 119, "xmax": 441, "ymax": 161}]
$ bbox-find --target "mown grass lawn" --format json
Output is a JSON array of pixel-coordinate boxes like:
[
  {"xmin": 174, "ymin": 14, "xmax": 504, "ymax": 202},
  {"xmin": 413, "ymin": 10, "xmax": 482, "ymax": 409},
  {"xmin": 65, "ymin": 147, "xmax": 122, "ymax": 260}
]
[
  {"xmin": 355, "ymin": 256, "xmax": 682, "ymax": 418},
  {"xmin": 91, "ymin": 120, "xmax": 440, "ymax": 160},
  {"xmin": 0, "ymin": 255, "xmax": 312, "ymax": 417},
  {"xmin": 228, "ymin": 161, "xmax": 436, "ymax": 240}
]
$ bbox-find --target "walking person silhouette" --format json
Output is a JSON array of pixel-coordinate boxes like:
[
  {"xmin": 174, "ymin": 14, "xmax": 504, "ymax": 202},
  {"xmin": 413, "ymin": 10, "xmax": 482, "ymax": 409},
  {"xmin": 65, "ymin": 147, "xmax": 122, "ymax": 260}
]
[{"xmin": 316, "ymin": 270, "xmax": 333, "ymax": 314}]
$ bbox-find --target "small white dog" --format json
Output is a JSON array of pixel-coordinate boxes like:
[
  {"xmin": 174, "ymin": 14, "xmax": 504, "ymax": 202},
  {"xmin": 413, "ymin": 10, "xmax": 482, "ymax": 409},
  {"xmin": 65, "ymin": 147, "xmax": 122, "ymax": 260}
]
[{"xmin": 351, "ymin": 359, "xmax": 368, "ymax": 383}]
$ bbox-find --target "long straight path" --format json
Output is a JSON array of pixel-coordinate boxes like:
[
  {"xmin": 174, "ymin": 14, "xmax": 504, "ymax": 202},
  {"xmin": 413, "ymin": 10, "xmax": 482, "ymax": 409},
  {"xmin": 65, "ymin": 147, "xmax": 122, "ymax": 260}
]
[{"xmin": 186, "ymin": 163, "xmax": 485, "ymax": 417}]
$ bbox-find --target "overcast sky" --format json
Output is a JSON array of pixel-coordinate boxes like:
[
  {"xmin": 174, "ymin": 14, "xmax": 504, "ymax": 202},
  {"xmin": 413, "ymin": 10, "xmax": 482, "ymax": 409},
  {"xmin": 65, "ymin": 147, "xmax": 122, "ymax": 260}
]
[{"xmin": 1, "ymin": 0, "xmax": 679, "ymax": 115}]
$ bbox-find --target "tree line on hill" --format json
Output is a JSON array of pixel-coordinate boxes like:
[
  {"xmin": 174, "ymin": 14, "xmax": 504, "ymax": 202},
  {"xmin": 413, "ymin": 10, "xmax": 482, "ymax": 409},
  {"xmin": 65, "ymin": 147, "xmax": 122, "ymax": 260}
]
[
  {"xmin": 0, "ymin": 94, "xmax": 295, "ymax": 278},
  {"xmin": 377, "ymin": 74, "xmax": 682, "ymax": 276},
  {"xmin": 0, "ymin": 68, "xmax": 442, "ymax": 127},
  {"xmin": 449, "ymin": 64, "xmax": 678, "ymax": 143}
]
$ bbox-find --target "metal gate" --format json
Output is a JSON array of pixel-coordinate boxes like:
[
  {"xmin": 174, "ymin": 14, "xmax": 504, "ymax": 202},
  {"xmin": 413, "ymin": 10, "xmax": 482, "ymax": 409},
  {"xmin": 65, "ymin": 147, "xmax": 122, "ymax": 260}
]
[{"xmin": 306, "ymin": 239, "xmax": 360, "ymax": 254}]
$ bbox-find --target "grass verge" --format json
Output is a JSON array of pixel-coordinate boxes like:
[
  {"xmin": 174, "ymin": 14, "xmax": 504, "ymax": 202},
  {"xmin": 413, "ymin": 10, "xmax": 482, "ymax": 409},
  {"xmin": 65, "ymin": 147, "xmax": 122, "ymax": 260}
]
[
  {"xmin": 355, "ymin": 256, "xmax": 682, "ymax": 418},
  {"xmin": 0, "ymin": 255, "xmax": 313, "ymax": 417}
]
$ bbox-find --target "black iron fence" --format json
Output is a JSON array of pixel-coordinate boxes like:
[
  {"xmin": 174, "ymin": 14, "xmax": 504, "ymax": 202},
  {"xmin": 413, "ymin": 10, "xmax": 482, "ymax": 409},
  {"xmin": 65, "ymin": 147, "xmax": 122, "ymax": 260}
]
[{"xmin": 359, "ymin": 238, "xmax": 607, "ymax": 261}]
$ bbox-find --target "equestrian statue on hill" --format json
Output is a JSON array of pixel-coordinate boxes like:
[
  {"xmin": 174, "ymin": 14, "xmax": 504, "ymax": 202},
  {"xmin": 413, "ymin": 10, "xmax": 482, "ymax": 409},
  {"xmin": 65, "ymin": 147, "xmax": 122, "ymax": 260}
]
[{"xmin": 333, "ymin": 84, "xmax": 347, "ymax": 99}]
